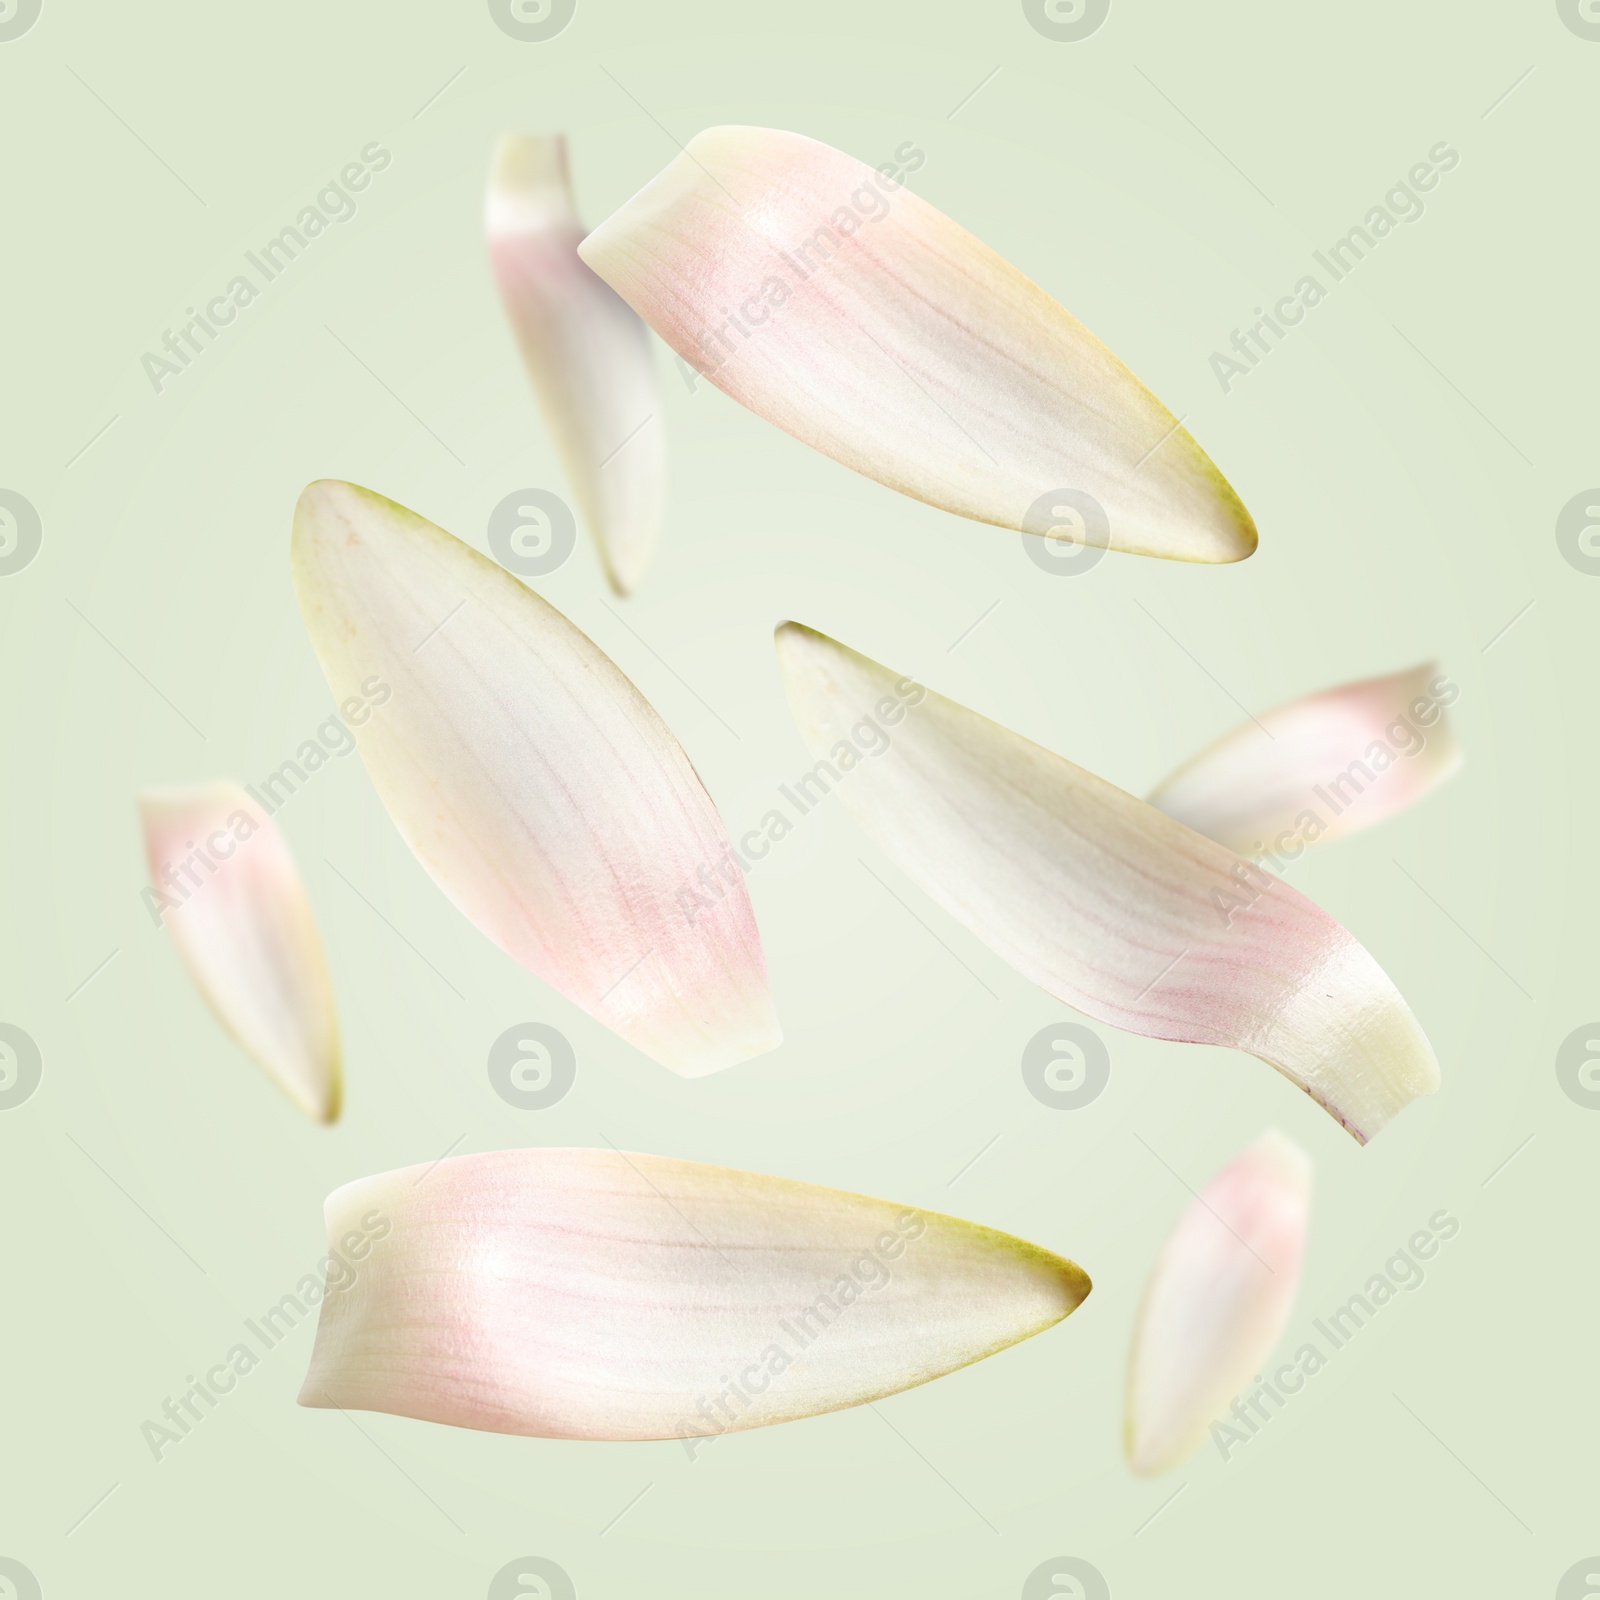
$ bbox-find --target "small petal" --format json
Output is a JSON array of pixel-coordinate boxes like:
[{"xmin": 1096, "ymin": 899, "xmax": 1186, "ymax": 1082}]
[
  {"xmin": 291, "ymin": 480, "xmax": 778, "ymax": 1076},
  {"xmin": 488, "ymin": 133, "xmax": 667, "ymax": 594},
  {"xmin": 578, "ymin": 126, "xmax": 1255, "ymax": 563},
  {"xmin": 774, "ymin": 623, "xmax": 1439, "ymax": 1142},
  {"xmin": 1148, "ymin": 663, "xmax": 1463, "ymax": 855},
  {"xmin": 299, "ymin": 1148, "xmax": 1090, "ymax": 1439},
  {"xmin": 139, "ymin": 783, "xmax": 340, "ymax": 1122},
  {"xmin": 1125, "ymin": 1131, "xmax": 1311, "ymax": 1475}
]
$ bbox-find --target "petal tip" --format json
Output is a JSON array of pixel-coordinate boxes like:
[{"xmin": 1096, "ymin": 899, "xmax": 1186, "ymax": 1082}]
[
  {"xmin": 1221, "ymin": 506, "xmax": 1259, "ymax": 562},
  {"xmin": 1057, "ymin": 1258, "xmax": 1093, "ymax": 1316},
  {"xmin": 1123, "ymin": 1419, "xmax": 1167, "ymax": 1477},
  {"xmin": 488, "ymin": 131, "xmax": 575, "ymax": 233},
  {"xmin": 292, "ymin": 479, "xmax": 369, "ymax": 551},
  {"xmin": 294, "ymin": 477, "xmax": 349, "ymax": 516},
  {"xmin": 773, "ymin": 618, "xmax": 809, "ymax": 648},
  {"xmin": 1178, "ymin": 483, "xmax": 1257, "ymax": 564},
  {"xmin": 1250, "ymin": 1127, "xmax": 1313, "ymax": 1185},
  {"xmin": 773, "ymin": 618, "xmax": 830, "ymax": 665},
  {"xmin": 661, "ymin": 1014, "xmax": 783, "ymax": 1078},
  {"xmin": 600, "ymin": 539, "xmax": 649, "ymax": 598},
  {"xmin": 313, "ymin": 1068, "xmax": 343, "ymax": 1125}
]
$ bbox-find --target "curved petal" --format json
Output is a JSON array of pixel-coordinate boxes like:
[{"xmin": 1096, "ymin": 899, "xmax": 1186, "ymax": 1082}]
[
  {"xmin": 488, "ymin": 133, "xmax": 667, "ymax": 594},
  {"xmin": 578, "ymin": 125, "xmax": 1255, "ymax": 564},
  {"xmin": 291, "ymin": 480, "xmax": 778, "ymax": 1076},
  {"xmin": 774, "ymin": 623, "xmax": 1439, "ymax": 1142},
  {"xmin": 1148, "ymin": 663, "xmax": 1463, "ymax": 855},
  {"xmin": 298, "ymin": 1147, "xmax": 1090, "ymax": 1440},
  {"xmin": 139, "ymin": 783, "xmax": 340, "ymax": 1122},
  {"xmin": 1125, "ymin": 1131, "xmax": 1311, "ymax": 1475}
]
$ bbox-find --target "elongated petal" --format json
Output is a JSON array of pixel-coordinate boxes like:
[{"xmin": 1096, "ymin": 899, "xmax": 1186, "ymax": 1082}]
[
  {"xmin": 299, "ymin": 1147, "xmax": 1090, "ymax": 1439},
  {"xmin": 578, "ymin": 126, "xmax": 1254, "ymax": 563},
  {"xmin": 774, "ymin": 624, "xmax": 1439, "ymax": 1142},
  {"xmin": 291, "ymin": 480, "xmax": 778, "ymax": 1075},
  {"xmin": 1148, "ymin": 664, "xmax": 1463, "ymax": 855},
  {"xmin": 488, "ymin": 133, "xmax": 667, "ymax": 594},
  {"xmin": 139, "ymin": 783, "xmax": 340, "ymax": 1122},
  {"xmin": 1125, "ymin": 1131, "xmax": 1310, "ymax": 1474}
]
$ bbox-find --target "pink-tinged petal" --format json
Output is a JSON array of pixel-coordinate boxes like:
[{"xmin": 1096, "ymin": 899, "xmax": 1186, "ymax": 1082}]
[
  {"xmin": 578, "ymin": 126, "xmax": 1255, "ymax": 564},
  {"xmin": 291, "ymin": 480, "xmax": 778, "ymax": 1076},
  {"xmin": 1148, "ymin": 663, "xmax": 1463, "ymax": 855},
  {"xmin": 299, "ymin": 1148, "xmax": 1090, "ymax": 1439},
  {"xmin": 774, "ymin": 624, "xmax": 1439, "ymax": 1142},
  {"xmin": 1125, "ymin": 1131, "xmax": 1311, "ymax": 1475},
  {"xmin": 488, "ymin": 133, "xmax": 667, "ymax": 595},
  {"xmin": 139, "ymin": 783, "xmax": 340, "ymax": 1122}
]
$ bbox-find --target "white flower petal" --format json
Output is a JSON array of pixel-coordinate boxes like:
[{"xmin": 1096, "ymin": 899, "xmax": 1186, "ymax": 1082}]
[
  {"xmin": 299, "ymin": 1148, "xmax": 1091, "ymax": 1439},
  {"xmin": 1126, "ymin": 1131, "xmax": 1311, "ymax": 1475},
  {"xmin": 140, "ymin": 783, "xmax": 340, "ymax": 1122},
  {"xmin": 774, "ymin": 623, "xmax": 1440, "ymax": 1142},
  {"xmin": 579, "ymin": 126, "xmax": 1255, "ymax": 563},
  {"xmin": 1148, "ymin": 663, "xmax": 1463, "ymax": 855},
  {"xmin": 291, "ymin": 480, "xmax": 779, "ymax": 1076},
  {"xmin": 489, "ymin": 133, "xmax": 667, "ymax": 594}
]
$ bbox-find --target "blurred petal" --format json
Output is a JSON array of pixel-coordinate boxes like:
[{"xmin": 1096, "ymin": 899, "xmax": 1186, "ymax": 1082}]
[
  {"xmin": 1148, "ymin": 663, "xmax": 1463, "ymax": 855},
  {"xmin": 774, "ymin": 623, "xmax": 1439, "ymax": 1142},
  {"xmin": 1125, "ymin": 1131, "xmax": 1311, "ymax": 1475},
  {"xmin": 140, "ymin": 783, "xmax": 340, "ymax": 1122},
  {"xmin": 291, "ymin": 480, "xmax": 778, "ymax": 1076},
  {"xmin": 299, "ymin": 1147, "xmax": 1090, "ymax": 1439},
  {"xmin": 488, "ymin": 133, "xmax": 667, "ymax": 594},
  {"xmin": 578, "ymin": 125, "xmax": 1254, "ymax": 563}
]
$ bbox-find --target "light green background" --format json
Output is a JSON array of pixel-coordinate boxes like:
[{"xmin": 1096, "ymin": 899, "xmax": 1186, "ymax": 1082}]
[{"xmin": 1, "ymin": 0, "xmax": 1593, "ymax": 1594}]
